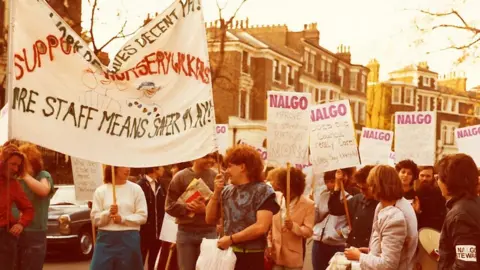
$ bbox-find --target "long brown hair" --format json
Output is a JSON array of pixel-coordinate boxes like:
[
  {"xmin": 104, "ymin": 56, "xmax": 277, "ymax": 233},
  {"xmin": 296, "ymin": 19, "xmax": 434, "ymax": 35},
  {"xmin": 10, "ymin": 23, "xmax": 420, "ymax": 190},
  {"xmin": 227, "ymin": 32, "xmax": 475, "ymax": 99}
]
[{"xmin": 19, "ymin": 143, "xmax": 44, "ymax": 176}]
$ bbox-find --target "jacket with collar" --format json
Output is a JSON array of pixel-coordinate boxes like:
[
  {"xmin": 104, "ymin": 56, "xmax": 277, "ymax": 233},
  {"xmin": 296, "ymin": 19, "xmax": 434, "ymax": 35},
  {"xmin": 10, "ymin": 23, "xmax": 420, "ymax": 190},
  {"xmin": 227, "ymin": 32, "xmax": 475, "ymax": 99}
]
[{"xmin": 137, "ymin": 175, "xmax": 167, "ymax": 240}]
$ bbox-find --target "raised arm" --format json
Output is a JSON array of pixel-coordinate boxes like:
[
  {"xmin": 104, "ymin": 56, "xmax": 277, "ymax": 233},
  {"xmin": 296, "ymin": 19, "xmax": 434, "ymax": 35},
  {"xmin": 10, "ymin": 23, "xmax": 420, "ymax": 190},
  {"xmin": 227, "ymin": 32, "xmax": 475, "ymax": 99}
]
[
  {"xmin": 205, "ymin": 174, "xmax": 223, "ymax": 225},
  {"xmin": 21, "ymin": 171, "xmax": 53, "ymax": 198}
]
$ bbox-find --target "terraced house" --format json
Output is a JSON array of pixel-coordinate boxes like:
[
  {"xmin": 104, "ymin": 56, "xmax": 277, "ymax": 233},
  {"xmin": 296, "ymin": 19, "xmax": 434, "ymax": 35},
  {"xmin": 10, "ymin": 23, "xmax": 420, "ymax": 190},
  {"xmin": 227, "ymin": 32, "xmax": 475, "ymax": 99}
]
[
  {"xmin": 207, "ymin": 20, "xmax": 369, "ymax": 147},
  {"xmin": 366, "ymin": 60, "xmax": 480, "ymax": 161}
]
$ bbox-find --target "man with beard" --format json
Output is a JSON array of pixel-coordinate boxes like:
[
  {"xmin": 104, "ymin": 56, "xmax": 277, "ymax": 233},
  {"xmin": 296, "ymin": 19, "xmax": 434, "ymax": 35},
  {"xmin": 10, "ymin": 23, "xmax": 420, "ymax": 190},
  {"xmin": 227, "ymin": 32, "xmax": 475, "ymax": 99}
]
[{"xmin": 413, "ymin": 166, "xmax": 446, "ymax": 231}]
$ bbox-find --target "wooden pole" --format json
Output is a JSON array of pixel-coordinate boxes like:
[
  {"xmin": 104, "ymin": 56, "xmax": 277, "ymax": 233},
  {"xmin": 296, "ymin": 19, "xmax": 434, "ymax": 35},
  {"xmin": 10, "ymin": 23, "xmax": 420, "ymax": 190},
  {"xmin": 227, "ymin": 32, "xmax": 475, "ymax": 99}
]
[
  {"xmin": 217, "ymin": 154, "xmax": 224, "ymax": 237},
  {"xmin": 111, "ymin": 166, "xmax": 117, "ymax": 204},
  {"xmin": 286, "ymin": 162, "xmax": 291, "ymax": 219},
  {"xmin": 339, "ymin": 180, "xmax": 352, "ymax": 230},
  {"xmin": 165, "ymin": 244, "xmax": 176, "ymax": 270},
  {"xmin": 88, "ymin": 202, "xmax": 96, "ymax": 245}
]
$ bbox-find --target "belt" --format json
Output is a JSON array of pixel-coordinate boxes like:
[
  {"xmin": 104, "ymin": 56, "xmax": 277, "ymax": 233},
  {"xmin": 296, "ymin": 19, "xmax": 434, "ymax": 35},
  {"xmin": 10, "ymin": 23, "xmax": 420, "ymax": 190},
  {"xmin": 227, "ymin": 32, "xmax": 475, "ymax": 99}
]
[{"xmin": 231, "ymin": 246, "xmax": 264, "ymax": 253}]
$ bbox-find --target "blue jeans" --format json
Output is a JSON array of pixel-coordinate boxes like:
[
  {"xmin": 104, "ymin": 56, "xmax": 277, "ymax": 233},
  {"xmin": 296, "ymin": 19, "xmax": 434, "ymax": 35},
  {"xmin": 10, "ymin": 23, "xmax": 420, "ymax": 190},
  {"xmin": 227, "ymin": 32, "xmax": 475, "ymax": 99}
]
[
  {"xmin": 176, "ymin": 229, "xmax": 216, "ymax": 270},
  {"xmin": 91, "ymin": 230, "xmax": 143, "ymax": 270},
  {"xmin": 15, "ymin": 230, "xmax": 47, "ymax": 270},
  {"xmin": 0, "ymin": 228, "xmax": 18, "ymax": 270}
]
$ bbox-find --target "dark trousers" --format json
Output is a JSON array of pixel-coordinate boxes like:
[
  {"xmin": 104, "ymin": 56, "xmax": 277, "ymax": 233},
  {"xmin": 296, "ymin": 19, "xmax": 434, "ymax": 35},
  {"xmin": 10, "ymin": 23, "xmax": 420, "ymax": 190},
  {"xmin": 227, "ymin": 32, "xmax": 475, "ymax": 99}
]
[
  {"xmin": 15, "ymin": 231, "xmax": 47, "ymax": 270},
  {"xmin": 312, "ymin": 241, "xmax": 344, "ymax": 270},
  {"xmin": 234, "ymin": 252, "xmax": 265, "ymax": 270},
  {"xmin": 141, "ymin": 239, "xmax": 162, "ymax": 270},
  {"xmin": 0, "ymin": 228, "xmax": 18, "ymax": 270}
]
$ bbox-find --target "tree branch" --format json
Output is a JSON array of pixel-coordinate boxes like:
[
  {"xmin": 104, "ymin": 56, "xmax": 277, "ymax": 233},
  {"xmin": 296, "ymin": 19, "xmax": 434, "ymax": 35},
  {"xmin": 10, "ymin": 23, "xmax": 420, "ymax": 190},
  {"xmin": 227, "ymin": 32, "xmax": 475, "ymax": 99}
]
[
  {"xmin": 419, "ymin": 9, "xmax": 480, "ymax": 34},
  {"xmin": 96, "ymin": 21, "xmax": 142, "ymax": 53},
  {"xmin": 89, "ymin": 0, "xmax": 98, "ymax": 53}
]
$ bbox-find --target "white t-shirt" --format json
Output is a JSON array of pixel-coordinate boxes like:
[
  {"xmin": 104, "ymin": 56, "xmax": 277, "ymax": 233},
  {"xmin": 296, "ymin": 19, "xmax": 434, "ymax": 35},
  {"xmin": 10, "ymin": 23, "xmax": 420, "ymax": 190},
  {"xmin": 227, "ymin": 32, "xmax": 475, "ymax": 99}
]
[{"xmin": 91, "ymin": 181, "xmax": 148, "ymax": 231}]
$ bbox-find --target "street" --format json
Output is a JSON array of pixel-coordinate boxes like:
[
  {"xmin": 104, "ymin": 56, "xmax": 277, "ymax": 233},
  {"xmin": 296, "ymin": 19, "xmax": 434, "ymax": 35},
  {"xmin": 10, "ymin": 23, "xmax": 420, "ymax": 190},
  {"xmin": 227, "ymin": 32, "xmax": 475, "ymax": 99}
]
[{"xmin": 43, "ymin": 255, "xmax": 90, "ymax": 270}]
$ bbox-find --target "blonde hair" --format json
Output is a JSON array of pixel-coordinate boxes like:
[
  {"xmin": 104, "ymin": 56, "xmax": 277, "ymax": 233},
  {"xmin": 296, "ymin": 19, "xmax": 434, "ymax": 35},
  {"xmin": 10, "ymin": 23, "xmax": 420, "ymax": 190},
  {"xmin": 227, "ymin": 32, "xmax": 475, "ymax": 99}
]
[{"xmin": 367, "ymin": 165, "xmax": 403, "ymax": 201}]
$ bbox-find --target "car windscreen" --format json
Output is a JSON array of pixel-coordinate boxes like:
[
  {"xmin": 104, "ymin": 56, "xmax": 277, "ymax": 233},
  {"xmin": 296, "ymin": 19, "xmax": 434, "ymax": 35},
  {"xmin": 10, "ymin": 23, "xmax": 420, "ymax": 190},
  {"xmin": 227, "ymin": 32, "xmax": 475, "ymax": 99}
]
[{"xmin": 50, "ymin": 186, "xmax": 86, "ymax": 206}]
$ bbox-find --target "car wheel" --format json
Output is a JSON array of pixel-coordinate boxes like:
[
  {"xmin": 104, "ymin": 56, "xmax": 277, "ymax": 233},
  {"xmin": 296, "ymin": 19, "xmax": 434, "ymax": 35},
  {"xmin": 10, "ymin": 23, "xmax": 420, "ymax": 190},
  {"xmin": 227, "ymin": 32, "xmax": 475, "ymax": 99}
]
[{"xmin": 77, "ymin": 229, "xmax": 94, "ymax": 259}]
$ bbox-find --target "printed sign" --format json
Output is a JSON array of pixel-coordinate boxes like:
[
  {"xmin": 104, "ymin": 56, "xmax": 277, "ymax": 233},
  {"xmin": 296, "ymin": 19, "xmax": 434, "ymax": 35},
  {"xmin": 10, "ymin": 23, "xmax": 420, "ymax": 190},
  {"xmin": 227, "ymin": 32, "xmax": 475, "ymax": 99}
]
[
  {"xmin": 9, "ymin": 0, "xmax": 216, "ymax": 167},
  {"xmin": 388, "ymin": 151, "xmax": 396, "ymax": 166},
  {"xmin": 394, "ymin": 112, "xmax": 436, "ymax": 165},
  {"xmin": 215, "ymin": 124, "xmax": 229, "ymax": 155},
  {"xmin": 238, "ymin": 140, "xmax": 268, "ymax": 161},
  {"xmin": 309, "ymin": 100, "xmax": 360, "ymax": 172},
  {"xmin": 455, "ymin": 124, "xmax": 480, "ymax": 166},
  {"xmin": 266, "ymin": 91, "xmax": 310, "ymax": 166},
  {"xmin": 71, "ymin": 157, "xmax": 104, "ymax": 201},
  {"xmin": 359, "ymin": 127, "xmax": 393, "ymax": 165}
]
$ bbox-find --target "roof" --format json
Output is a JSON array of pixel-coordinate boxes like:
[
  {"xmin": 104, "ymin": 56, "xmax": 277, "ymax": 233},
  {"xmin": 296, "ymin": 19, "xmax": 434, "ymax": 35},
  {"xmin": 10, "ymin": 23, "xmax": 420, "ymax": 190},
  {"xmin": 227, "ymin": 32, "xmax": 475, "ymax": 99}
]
[{"xmin": 389, "ymin": 64, "xmax": 438, "ymax": 75}]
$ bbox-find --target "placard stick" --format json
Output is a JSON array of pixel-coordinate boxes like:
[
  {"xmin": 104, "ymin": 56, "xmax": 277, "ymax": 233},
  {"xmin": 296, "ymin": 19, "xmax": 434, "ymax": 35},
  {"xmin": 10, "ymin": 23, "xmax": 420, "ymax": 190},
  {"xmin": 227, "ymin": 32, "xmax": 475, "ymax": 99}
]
[
  {"xmin": 111, "ymin": 166, "xmax": 117, "ymax": 205},
  {"xmin": 88, "ymin": 202, "xmax": 96, "ymax": 245},
  {"xmin": 216, "ymin": 154, "xmax": 225, "ymax": 237},
  {"xmin": 165, "ymin": 243, "xmax": 176, "ymax": 270},
  {"xmin": 339, "ymin": 180, "xmax": 352, "ymax": 231},
  {"xmin": 286, "ymin": 162, "xmax": 291, "ymax": 219}
]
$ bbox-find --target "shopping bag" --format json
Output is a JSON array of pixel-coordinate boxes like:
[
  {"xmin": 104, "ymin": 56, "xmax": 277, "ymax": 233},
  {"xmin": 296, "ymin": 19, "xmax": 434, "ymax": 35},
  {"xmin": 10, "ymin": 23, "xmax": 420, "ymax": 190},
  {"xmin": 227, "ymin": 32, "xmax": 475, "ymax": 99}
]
[{"xmin": 195, "ymin": 238, "xmax": 237, "ymax": 270}]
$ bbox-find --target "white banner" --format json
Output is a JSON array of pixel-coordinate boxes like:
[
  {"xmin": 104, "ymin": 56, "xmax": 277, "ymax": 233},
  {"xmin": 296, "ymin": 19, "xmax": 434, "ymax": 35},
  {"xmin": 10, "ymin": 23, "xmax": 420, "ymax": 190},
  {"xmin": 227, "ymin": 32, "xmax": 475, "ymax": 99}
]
[
  {"xmin": 309, "ymin": 100, "xmax": 360, "ymax": 172},
  {"xmin": 215, "ymin": 124, "xmax": 229, "ymax": 155},
  {"xmin": 71, "ymin": 157, "xmax": 104, "ymax": 201},
  {"xmin": 266, "ymin": 91, "xmax": 310, "ymax": 166},
  {"xmin": 455, "ymin": 124, "xmax": 480, "ymax": 166},
  {"xmin": 394, "ymin": 111, "xmax": 436, "ymax": 165},
  {"xmin": 10, "ymin": 0, "xmax": 216, "ymax": 167},
  {"xmin": 359, "ymin": 127, "xmax": 393, "ymax": 165},
  {"xmin": 0, "ymin": 103, "xmax": 8, "ymax": 145}
]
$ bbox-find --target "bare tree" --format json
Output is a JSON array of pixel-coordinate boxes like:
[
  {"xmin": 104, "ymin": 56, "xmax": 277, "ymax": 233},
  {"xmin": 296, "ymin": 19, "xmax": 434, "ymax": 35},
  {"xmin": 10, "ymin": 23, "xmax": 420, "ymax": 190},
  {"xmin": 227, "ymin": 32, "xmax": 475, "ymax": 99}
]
[
  {"xmin": 414, "ymin": 7, "xmax": 480, "ymax": 64},
  {"xmin": 210, "ymin": 0, "xmax": 249, "ymax": 84}
]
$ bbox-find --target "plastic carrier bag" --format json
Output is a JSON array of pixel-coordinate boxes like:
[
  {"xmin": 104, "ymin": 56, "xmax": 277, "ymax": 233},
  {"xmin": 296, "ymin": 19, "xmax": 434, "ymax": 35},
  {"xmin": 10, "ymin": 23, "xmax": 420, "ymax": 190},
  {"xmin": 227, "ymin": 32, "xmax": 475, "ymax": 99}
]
[{"xmin": 195, "ymin": 238, "xmax": 237, "ymax": 270}]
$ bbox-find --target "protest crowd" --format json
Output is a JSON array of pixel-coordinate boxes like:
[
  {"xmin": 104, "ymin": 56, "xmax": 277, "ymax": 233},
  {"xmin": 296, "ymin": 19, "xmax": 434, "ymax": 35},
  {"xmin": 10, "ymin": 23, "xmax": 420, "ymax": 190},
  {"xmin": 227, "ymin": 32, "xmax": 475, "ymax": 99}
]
[
  {"xmin": 2, "ymin": 0, "xmax": 480, "ymax": 270},
  {"xmin": 1, "ymin": 139, "xmax": 480, "ymax": 270}
]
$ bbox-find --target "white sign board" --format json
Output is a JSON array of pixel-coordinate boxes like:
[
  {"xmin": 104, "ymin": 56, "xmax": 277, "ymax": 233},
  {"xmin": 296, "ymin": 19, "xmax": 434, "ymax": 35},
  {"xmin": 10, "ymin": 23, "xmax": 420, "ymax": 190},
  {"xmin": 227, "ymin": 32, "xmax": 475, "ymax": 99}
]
[
  {"xmin": 266, "ymin": 91, "xmax": 310, "ymax": 166},
  {"xmin": 71, "ymin": 157, "xmax": 103, "ymax": 201},
  {"xmin": 159, "ymin": 213, "xmax": 178, "ymax": 243},
  {"xmin": 309, "ymin": 100, "xmax": 360, "ymax": 172},
  {"xmin": 0, "ymin": 103, "xmax": 8, "ymax": 145},
  {"xmin": 394, "ymin": 111, "xmax": 436, "ymax": 165},
  {"xmin": 215, "ymin": 124, "xmax": 229, "ymax": 155},
  {"xmin": 238, "ymin": 140, "xmax": 268, "ymax": 161},
  {"xmin": 359, "ymin": 127, "xmax": 393, "ymax": 165},
  {"xmin": 455, "ymin": 124, "xmax": 480, "ymax": 166},
  {"xmin": 10, "ymin": 0, "xmax": 216, "ymax": 167},
  {"xmin": 388, "ymin": 151, "xmax": 396, "ymax": 166}
]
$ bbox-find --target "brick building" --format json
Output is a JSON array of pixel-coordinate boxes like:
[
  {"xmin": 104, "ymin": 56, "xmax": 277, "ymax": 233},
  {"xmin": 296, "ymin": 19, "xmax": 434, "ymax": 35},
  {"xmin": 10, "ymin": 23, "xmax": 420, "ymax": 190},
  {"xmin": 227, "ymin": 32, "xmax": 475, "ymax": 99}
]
[
  {"xmin": 207, "ymin": 20, "xmax": 369, "ymax": 147},
  {"xmin": 366, "ymin": 60, "xmax": 480, "ymax": 161}
]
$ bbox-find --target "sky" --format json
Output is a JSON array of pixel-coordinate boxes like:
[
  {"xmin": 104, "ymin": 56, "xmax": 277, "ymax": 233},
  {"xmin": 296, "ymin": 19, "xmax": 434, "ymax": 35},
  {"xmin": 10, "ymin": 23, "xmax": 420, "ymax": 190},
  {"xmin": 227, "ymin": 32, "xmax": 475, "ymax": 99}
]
[{"xmin": 82, "ymin": 0, "xmax": 480, "ymax": 89}]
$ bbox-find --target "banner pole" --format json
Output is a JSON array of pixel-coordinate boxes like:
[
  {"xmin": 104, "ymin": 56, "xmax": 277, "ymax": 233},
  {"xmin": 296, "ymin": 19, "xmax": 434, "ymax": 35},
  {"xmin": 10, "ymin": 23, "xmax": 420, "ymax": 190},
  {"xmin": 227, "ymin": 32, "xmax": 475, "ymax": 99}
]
[
  {"xmin": 6, "ymin": 0, "xmax": 16, "ymax": 139},
  {"xmin": 286, "ymin": 162, "xmax": 291, "ymax": 219},
  {"xmin": 111, "ymin": 166, "xmax": 117, "ymax": 204}
]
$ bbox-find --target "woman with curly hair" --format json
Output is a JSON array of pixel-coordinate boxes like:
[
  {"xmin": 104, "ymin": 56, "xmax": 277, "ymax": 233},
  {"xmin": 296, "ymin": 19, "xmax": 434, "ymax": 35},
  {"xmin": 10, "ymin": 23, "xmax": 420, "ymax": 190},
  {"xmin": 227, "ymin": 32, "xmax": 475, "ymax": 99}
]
[
  {"xmin": 206, "ymin": 145, "xmax": 280, "ymax": 270},
  {"xmin": 12, "ymin": 143, "xmax": 55, "ymax": 270},
  {"xmin": 267, "ymin": 167, "xmax": 315, "ymax": 270}
]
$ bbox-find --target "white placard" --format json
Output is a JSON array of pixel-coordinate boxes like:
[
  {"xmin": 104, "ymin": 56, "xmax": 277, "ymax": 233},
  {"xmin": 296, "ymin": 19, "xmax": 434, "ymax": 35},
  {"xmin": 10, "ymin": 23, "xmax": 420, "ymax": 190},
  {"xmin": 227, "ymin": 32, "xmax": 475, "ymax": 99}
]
[
  {"xmin": 266, "ymin": 91, "xmax": 310, "ymax": 166},
  {"xmin": 159, "ymin": 213, "xmax": 178, "ymax": 243},
  {"xmin": 238, "ymin": 140, "xmax": 268, "ymax": 161},
  {"xmin": 388, "ymin": 151, "xmax": 396, "ymax": 166},
  {"xmin": 71, "ymin": 157, "xmax": 103, "ymax": 201},
  {"xmin": 0, "ymin": 103, "xmax": 8, "ymax": 146},
  {"xmin": 215, "ymin": 124, "xmax": 229, "ymax": 155},
  {"xmin": 309, "ymin": 100, "xmax": 360, "ymax": 172},
  {"xmin": 10, "ymin": 0, "xmax": 216, "ymax": 167},
  {"xmin": 359, "ymin": 127, "xmax": 393, "ymax": 165},
  {"xmin": 394, "ymin": 111, "xmax": 436, "ymax": 165},
  {"xmin": 455, "ymin": 124, "xmax": 480, "ymax": 166}
]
